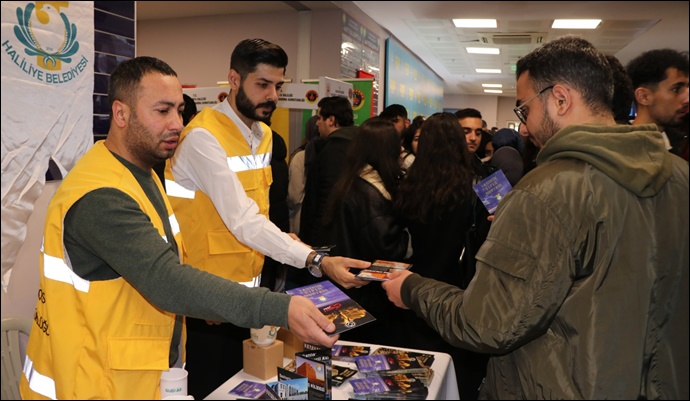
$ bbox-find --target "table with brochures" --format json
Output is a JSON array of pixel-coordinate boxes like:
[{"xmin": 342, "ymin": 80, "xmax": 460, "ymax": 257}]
[{"xmin": 204, "ymin": 340, "xmax": 460, "ymax": 400}]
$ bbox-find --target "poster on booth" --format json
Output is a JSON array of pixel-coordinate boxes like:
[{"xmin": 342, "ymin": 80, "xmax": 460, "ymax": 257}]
[{"xmin": 300, "ymin": 77, "xmax": 374, "ymax": 127}]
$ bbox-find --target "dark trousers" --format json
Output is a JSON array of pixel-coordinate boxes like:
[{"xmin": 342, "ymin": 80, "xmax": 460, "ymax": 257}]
[{"xmin": 185, "ymin": 317, "xmax": 249, "ymax": 400}]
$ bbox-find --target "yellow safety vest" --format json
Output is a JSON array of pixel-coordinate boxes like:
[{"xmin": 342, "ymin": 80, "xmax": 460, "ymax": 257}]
[
  {"xmin": 164, "ymin": 107, "xmax": 273, "ymax": 283},
  {"xmin": 20, "ymin": 142, "xmax": 184, "ymax": 400}
]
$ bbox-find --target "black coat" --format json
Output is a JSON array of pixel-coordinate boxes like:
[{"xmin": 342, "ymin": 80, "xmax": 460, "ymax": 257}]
[
  {"xmin": 331, "ymin": 177, "xmax": 409, "ymax": 262},
  {"xmin": 330, "ymin": 175, "xmax": 409, "ymax": 345},
  {"xmin": 299, "ymin": 126, "xmax": 358, "ymax": 245}
]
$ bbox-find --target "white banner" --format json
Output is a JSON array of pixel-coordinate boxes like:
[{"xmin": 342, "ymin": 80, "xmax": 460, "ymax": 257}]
[
  {"xmin": 183, "ymin": 86, "xmax": 230, "ymax": 111},
  {"xmin": 318, "ymin": 76, "xmax": 353, "ymax": 105},
  {"xmin": 1, "ymin": 1, "xmax": 94, "ymax": 289},
  {"xmin": 277, "ymin": 83, "xmax": 319, "ymax": 110}
]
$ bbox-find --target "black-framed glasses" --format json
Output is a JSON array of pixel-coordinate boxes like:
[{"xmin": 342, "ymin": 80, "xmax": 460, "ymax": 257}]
[{"xmin": 513, "ymin": 85, "xmax": 554, "ymax": 125}]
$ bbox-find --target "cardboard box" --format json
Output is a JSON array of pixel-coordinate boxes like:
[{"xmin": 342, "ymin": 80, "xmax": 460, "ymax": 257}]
[
  {"xmin": 242, "ymin": 338, "xmax": 284, "ymax": 380},
  {"xmin": 276, "ymin": 329, "xmax": 304, "ymax": 358}
]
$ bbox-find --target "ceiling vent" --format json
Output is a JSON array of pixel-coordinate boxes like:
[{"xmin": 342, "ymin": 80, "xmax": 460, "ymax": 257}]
[{"xmin": 478, "ymin": 33, "xmax": 546, "ymax": 45}]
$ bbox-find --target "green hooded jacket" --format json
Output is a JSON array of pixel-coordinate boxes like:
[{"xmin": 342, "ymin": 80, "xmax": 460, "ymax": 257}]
[{"xmin": 402, "ymin": 124, "xmax": 689, "ymax": 399}]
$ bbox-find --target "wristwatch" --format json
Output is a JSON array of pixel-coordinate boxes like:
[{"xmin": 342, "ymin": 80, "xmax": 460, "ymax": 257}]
[{"xmin": 307, "ymin": 252, "xmax": 325, "ymax": 278}]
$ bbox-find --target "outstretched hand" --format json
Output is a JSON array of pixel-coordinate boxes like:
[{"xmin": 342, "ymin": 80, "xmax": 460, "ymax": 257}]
[
  {"xmin": 381, "ymin": 270, "xmax": 414, "ymax": 309},
  {"xmin": 286, "ymin": 295, "xmax": 339, "ymax": 347},
  {"xmin": 321, "ymin": 256, "xmax": 371, "ymax": 289}
]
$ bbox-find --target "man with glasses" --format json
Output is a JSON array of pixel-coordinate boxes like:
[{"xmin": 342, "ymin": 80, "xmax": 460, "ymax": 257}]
[
  {"xmin": 513, "ymin": 86, "xmax": 554, "ymax": 136},
  {"xmin": 383, "ymin": 35, "xmax": 689, "ymax": 399}
]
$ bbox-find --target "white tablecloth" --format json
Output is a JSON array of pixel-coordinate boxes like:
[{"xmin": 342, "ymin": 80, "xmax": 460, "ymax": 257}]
[{"xmin": 204, "ymin": 340, "xmax": 459, "ymax": 400}]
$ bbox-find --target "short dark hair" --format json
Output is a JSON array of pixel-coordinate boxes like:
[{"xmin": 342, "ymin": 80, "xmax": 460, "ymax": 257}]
[
  {"xmin": 604, "ymin": 54, "xmax": 634, "ymax": 124},
  {"xmin": 516, "ymin": 35, "xmax": 613, "ymax": 117},
  {"xmin": 454, "ymin": 108, "xmax": 483, "ymax": 120},
  {"xmin": 182, "ymin": 94, "xmax": 197, "ymax": 126},
  {"xmin": 380, "ymin": 104, "xmax": 408, "ymax": 120},
  {"xmin": 230, "ymin": 38, "xmax": 288, "ymax": 80},
  {"xmin": 626, "ymin": 49, "xmax": 689, "ymax": 91},
  {"xmin": 108, "ymin": 56, "xmax": 177, "ymax": 117},
  {"xmin": 317, "ymin": 96, "xmax": 354, "ymax": 127}
]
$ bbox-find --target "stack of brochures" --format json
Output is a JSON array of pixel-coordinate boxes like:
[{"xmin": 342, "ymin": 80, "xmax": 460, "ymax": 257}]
[
  {"xmin": 354, "ymin": 347, "xmax": 435, "ymax": 386},
  {"xmin": 371, "ymin": 347, "xmax": 435, "ymax": 386},
  {"xmin": 349, "ymin": 373, "xmax": 429, "ymax": 400}
]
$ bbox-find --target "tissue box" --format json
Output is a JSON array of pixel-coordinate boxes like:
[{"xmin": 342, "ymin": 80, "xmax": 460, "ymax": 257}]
[
  {"xmin": 242, "ymin": 339, "xmax": 284, "ymax": 380},
  {"xmin": 276, "ymin": 329, "xmax": 304, "ymax": 358}
]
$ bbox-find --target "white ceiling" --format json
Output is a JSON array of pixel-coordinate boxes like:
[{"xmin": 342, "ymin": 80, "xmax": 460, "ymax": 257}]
[{"xmin": 136, "ymin": 1, "xmax": 689, "ymax": 97}]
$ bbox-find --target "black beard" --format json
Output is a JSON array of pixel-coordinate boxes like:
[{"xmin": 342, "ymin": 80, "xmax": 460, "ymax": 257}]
[{"xmin": 235, "ymin": 84, "xmax": 276, "ymax": 125}]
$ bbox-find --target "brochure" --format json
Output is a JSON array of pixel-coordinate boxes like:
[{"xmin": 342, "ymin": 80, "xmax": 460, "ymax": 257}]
[
  {"xmin": 355, "ymin": 353, "xmax": 428, "ymax": 375},
  {"xmin": 295, "ymin": 348, "xmax": 332, "ymax": 400},
  {"xmin": 265, "ymin": 377, "xmax": 309, "ymax": 400},
  {"xmin": 472, "ymin": 169, "xmax": 513, "ymax": 214},
  {"xmin": 355, "ymin": 260, "xmax": 413, "ymax": 282},
  {"xmin": 228, "ymin": 380, "xmax": 266, "ymax": 399},
  {"xmin": 286, "ymin": 280, "xmax": 376, "ymax": 335},
  {"xmin": 331, "ymin": 344, "xmax": 371, "ymax": 362}
]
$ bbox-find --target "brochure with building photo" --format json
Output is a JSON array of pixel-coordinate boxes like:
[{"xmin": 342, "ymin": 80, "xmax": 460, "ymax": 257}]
[
  {"xmin": 295, "ymin": 348, "xmax": 331, "ymax": 400},
  {"xmin": 472, "ymin": 169, "xmax": 513, "ymax": 214},
  {"xmin": 265, "ymin": 377, "xmax": 309, "ymax": 400},
  {"xmin": 286, "ymin": 280, "xmax": 376, "ymax": 335}
]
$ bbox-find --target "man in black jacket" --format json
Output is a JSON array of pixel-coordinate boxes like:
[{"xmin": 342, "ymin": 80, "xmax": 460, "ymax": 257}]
[
  {"xmin": 299, "ymin": 96, "xmax": 357, "ymax": 246},
  {"xmin": 290, "ymin": 96, "xmax": 357, "ymax": 288}
]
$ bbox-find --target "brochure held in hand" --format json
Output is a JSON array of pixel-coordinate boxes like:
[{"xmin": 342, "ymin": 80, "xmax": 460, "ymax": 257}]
[
  {"xmin": 355, "ymin": 260, "xmax": 413, "ymax": 282},
  {"xmin": 286, "ymin": 280, "xmax": 376, "ymax": 335},
  {"xmin": 472, "ymin": 169, "xmax": 513, "ymax": 214}
]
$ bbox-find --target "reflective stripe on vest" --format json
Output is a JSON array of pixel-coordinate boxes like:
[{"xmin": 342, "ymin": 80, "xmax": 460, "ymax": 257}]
[
  {"xmin": 43, "ymin": 253, "xmax": 90, "ymax": 293},
  {"xmin": 227, "ymin": 152, "xmax": 271, "ymax": 172},
  {"xmin": 166, "ymin": 153, "xmax": 272, "ymax": 199},
  {"xmin": 169, "ymin": 213, "xmax": 181, "ymax": 237},
  {"xmin": 166, "ymin": 179, "xmax": 194, "ymax": 199},
  {"xmin": 162, "ymin": 214, "xmax": 182, "ymax": 243},
  {"xmin": 23, "ymin": 355, "xmax": 57, "ymax": 400},
  {"xmin": 238, "ymin": 274, "xmax": 262, "ymax": 288}
]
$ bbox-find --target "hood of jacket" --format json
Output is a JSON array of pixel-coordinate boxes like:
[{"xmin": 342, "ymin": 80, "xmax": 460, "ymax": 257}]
[
  {"xmin": 328, "ymin": 124, "xmax": 358, "ymax": 141},
  {"xmin": 537, "ymin": 124, "xmax": 674, "ymax": 197}
]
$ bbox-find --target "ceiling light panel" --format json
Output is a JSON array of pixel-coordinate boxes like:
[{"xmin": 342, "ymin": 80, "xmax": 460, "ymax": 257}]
[
  {"xmin": 466, "ymin": 47, "xmax": 500, "ymax": 54},
  {"xmin": 476, "ymin": 68, "xmax": 502, "ymax": 74},
  {"xmin": 482, "ymin": 84, "xmax": 503, "ymax": 88},
  {"xmin": 552, "ymin": 19, "xmax": 602, "ymax": 29},
  {"xmin": 453, "ymin": 19, "xmax": 497, "ymax": 28}
]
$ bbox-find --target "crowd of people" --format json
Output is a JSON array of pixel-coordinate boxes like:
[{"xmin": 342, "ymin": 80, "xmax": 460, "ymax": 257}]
[{"xmin": 19, "ymin": 35, "xmax": 688, "ymax": 400}]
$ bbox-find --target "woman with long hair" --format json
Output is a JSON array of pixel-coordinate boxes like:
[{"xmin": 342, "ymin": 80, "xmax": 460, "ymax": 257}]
[
  {"xmin": 324, "ymin": 117, "xmax": 410, "ymax": 344},
  {"xmin": 393, "ymin": 112, "xmax": 487, "ymax": 400}
]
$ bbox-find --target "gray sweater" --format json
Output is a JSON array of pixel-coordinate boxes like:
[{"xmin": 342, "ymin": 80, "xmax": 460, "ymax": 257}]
[{"xmin": 64, "ymin": 151, "xmax": 291, "ymax": 366}]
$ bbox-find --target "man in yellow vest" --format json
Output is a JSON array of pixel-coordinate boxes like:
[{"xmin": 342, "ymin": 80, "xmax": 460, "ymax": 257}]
[
  {"xmin": 163, "ymin": 38, "xmax": 371, "ymax": 399},
  {"xmin": 20, "ymin": 56, "xmax": 346, "ymax": 400}
]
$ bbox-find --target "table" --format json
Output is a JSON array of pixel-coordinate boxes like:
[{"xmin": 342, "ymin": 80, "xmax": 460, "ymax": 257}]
[{"xmin": 204, "ymin": 340, "xmax": 459, "ymax": 400}]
